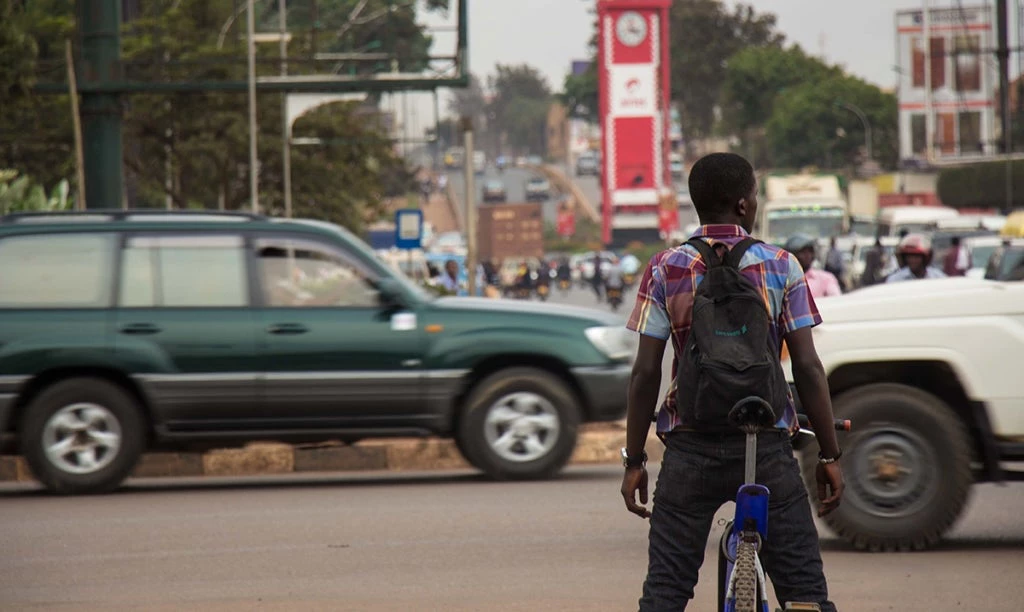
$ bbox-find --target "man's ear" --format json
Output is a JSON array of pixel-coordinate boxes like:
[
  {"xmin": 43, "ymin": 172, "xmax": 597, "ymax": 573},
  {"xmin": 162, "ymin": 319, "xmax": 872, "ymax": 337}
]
[{"xmin": 736, "ymin": 197, "xmax": 749, "ymax": 218}]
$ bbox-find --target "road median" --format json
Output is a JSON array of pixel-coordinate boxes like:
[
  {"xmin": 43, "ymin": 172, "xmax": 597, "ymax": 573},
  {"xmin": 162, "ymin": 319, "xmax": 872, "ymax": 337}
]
[{"xmin": 0, "ymin": 421, "xmax": 665, "ymax": 484}]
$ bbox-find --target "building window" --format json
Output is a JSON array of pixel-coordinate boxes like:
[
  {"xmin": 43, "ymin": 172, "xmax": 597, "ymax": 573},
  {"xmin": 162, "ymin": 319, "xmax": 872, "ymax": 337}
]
[
  {"xmin": 911, "ymin": 114, "xmax": 927, "ymax": 155},
  {"xmin": 954, "ymin": 34, "xmax": 981, "ymax": 92},
  {"xmin": 958, "ymin": 111, "xmax": 982, "ymax": 154}
]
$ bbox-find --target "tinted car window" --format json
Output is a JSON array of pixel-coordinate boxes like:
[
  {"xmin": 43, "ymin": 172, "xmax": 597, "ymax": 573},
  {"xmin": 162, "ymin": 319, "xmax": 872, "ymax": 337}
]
[
  {"xmin": 0, "ymin": 232, "xmax": 116, "ymax": 308},
  {"xmin": 257, "ymin": 238, "xmax": 379, "ymax": 308},
  {"xmin": 119, "ymin": 235, "xmax": 248, "ymax": 307}
]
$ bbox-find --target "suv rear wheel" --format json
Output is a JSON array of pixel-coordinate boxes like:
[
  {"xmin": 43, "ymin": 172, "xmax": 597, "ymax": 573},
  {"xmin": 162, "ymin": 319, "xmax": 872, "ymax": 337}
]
[
  {"xmin": 801, "ymin": 383, "xmax": 973, "ymax": 551},
  {"xmin": 21, "ymin": 378, "xmax": 146, "ymax": 495},
  {"xmin": 457, "ymin": 367, "xmax": 580, "ymax": 480}
]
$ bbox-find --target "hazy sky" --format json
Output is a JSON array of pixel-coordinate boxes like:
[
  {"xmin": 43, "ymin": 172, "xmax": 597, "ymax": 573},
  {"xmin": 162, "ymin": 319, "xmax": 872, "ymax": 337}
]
[{"xmin": 395, "ymin": 1, "xmax": 1021, "ymax": 136}]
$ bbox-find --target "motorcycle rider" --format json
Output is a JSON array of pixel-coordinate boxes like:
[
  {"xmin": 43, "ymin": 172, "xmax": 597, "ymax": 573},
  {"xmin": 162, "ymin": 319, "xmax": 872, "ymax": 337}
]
[
  {"xmin": 887, "ymin": 233, "xmax": 947, "ymax": 282},
  {"xmin": 785, "ymin": 234, "xmax": 842, "ymax": 299},
  {"xmin": 590, "ymin": 252, "xmax": 605, "ymax": 301},
  {"xmin": 556, "ymin": 257, "xmax": 573, "ymax": 288}
]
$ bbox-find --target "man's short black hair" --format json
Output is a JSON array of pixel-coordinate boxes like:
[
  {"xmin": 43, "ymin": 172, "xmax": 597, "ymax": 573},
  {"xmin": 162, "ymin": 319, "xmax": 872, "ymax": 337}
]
[
  {"xmin": 687, "ymin": 153, "xmax": 755, "ymax": 220},
  {"xmin": 951, "ymin": 236, "xmax": 961, "ymax": 246}
]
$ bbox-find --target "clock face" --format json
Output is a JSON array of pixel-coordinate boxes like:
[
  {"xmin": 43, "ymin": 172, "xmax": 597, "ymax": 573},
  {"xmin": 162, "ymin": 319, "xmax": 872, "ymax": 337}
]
[{"xmin": 616, "ymin": 12, "xmax": 648, "ymax": 47}]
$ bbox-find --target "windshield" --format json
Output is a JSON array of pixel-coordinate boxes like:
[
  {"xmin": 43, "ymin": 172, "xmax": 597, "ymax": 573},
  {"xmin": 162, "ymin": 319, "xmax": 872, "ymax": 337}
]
[
  {"xmin": 850, "ymin": 219, "xmax": 877, "ymax": 237},
  {"xmin": 970, "ymin": 245, "xmax": 998, "ymax": 269},
  {"xmin": 765, "ymin": 209, "xmax": 845, "ymax": 240}
]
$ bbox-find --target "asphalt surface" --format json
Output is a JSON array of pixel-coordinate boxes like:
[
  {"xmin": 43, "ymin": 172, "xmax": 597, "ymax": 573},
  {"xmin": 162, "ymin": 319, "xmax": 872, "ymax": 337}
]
[
  {"xmin": 2, "ymin": 465, "xmax": 1022, "ymax": 611},
  {"xmin": 2, "ymin": 290, "xmax": 1023, "ymax": 610}
]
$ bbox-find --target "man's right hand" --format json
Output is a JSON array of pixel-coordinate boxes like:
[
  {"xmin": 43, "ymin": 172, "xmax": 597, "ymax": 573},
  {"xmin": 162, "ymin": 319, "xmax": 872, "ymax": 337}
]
[
  {"xmin": 621, "ymin": 466, "xmax": 651, "ymax": 519},
  {"xmin": 815, "ymin": 461, "xmax": 844, "ymax": 517}
]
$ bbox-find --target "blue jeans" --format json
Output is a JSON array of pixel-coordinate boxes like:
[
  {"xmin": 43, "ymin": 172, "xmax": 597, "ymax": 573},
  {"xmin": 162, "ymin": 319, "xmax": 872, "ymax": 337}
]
[{"xmin": 639, "ymin": 430, "xmax": 837, "ymax": 612}]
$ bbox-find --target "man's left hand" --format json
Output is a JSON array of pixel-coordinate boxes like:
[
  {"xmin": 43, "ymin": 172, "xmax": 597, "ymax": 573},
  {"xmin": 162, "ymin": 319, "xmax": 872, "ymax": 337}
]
[{"xmin": 621, "ymin": 467, "xmax": 651, "ymax": 519}]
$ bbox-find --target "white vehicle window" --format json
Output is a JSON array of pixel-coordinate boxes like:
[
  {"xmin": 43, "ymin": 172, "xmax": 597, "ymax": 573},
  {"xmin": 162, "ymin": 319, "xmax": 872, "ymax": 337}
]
[
  {"xmin": 119, "ymin": 235, "xmax": 248, "ymax": 308},
  {"xmin": 0, "ymin": 233, "xmax": 116, "ymax": 308},
  {"xmin": 257, "ymin": 238, "xmax": 379, "ymax": 308}
]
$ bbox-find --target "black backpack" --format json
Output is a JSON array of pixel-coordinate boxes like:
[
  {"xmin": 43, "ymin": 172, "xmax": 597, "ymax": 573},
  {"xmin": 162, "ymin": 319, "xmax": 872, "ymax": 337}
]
[{"xmin": 675, "ymin": 237, "xmax": 789, "ymax": 432}]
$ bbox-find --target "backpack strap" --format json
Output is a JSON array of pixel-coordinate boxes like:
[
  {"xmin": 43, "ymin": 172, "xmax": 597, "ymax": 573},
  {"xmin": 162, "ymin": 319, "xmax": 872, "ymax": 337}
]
[
  {"xmin": 685, "ymin": 238, "xmax": 722, "ymax": 268},
  {"xmin": 724, "ymin": 237, "xmax": 761, "ymax": 269}
]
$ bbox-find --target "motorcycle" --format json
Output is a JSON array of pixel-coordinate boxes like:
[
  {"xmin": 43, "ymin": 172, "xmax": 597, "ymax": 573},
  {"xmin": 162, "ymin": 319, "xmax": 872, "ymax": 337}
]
[
  {"xmin": 606, "ymin": 285, "xmax": 623, "ymax": 311},
  {"xmin": 536, "ymin": 283, "xmax": 550, "ymax": 301},
  {"xmin": 557, "ymin": 278, "xmax": 571, "ymax": 295},
  {"xmin": 622, "ymin": 272, "xmax": 636, "ymax": 288}
]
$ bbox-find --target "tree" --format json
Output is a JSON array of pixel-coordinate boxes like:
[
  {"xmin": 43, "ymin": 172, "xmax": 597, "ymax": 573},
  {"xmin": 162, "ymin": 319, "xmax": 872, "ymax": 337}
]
[
  {"xmin": 721, "ymin": 45, "xmax": 842, "ymax": 164},
  {"xmin": 560, "ymin": 64, "xmax": 598, "ymax": 122},
  {"xmin": 0, "ymin": 0, "xmax": 76, "ymax": 194},
  {"xmin": 667, "ymin": 1, "xmax": 783, "ymax": 142},
  {"xmin": 2, "ymin": 0, "xmax": 433, "ymax": 231},
  {"xmin": 937, "ymin": 160, "xmax": 1024, "ymax": 212},
  {"xmin": 486, "ymin": 64, "xmax": 551, "ymax": 155},
  {"xmin": 448, "ymin": 73, "xmax": 488, "ymax": 122},
  {"xmin": 765, "ymin": 75, "xmax": 898, "ymax": 171}
]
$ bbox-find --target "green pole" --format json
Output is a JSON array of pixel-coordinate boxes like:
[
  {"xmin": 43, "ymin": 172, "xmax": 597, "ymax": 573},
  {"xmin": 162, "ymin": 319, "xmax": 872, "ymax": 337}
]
[{"xmin": 77, "ymin": 0, "xmax": 123, "ymax": 209}]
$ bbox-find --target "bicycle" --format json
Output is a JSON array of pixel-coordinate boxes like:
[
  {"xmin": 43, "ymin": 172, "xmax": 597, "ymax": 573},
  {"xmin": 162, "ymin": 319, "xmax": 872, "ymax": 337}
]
[{"xmin": 717, "ymin": 397, "xmax": 850, "ymax": 612}]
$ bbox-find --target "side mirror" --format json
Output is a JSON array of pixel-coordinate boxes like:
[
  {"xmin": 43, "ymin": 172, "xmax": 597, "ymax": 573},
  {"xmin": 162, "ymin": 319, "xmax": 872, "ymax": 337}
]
[{"xmin": 377, "ymin": 278, "xmax": 406, "ymax": 310}]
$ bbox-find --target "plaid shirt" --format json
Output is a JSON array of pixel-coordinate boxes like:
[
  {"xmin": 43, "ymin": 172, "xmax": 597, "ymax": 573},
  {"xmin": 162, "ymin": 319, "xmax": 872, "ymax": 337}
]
[{"xmin": 626, "ymin": 225, "xmax": 822, "ymax": 433}]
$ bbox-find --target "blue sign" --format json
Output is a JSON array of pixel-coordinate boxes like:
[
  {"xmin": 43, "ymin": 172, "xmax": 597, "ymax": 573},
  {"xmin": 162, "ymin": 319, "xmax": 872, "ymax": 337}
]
[{"xmin": 394, "ymin": 209, "xmax": 423, "ymax": 249}]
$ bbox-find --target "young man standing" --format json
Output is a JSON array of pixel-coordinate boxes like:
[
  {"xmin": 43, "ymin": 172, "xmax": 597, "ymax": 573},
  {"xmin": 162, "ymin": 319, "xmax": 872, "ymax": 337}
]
[{"xmin": 620, "ymin": 153, "xmax": 843, "ymax": 611}]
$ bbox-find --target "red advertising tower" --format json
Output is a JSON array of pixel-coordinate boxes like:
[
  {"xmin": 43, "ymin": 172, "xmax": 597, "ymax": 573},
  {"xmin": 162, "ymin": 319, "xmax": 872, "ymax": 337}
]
[{"xmin": 597, "ymin": 0, "xmax": 673, "ymax": 246}]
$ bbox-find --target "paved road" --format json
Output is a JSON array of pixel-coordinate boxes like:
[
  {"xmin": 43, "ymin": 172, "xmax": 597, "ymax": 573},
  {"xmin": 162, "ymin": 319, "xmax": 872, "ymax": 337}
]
[
  {"xmin": 446, "ymin": 166, "xmax": 563, "ymax": 226},
  {"xmin": 2, "ymin": 465, "xmax": 1022, "ymax": 611}
]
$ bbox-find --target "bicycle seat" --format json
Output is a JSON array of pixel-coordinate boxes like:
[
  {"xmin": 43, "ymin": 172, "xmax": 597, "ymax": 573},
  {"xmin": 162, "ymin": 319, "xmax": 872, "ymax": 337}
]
[{"xmin": 728, "ymin": 396, "xmax": 777, "ymax": 432}]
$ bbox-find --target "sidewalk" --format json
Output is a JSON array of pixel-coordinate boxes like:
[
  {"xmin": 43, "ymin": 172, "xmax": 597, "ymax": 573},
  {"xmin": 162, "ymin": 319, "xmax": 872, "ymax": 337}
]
[{"xmin": 0, "ymin": 421, "xmax": 664, "ymax": 483}]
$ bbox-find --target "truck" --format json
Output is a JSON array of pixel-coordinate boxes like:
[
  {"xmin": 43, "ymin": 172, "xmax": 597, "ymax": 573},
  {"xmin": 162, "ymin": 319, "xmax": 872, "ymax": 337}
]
[
  {"xmin": 758, "ymin": 174, "xmax": 848, "ymax": 245},
  {"xmin": 476, "ymin": 202, "xmax": 544, "ymax": 264},
  {"xmin": 784, "ymin": 278, "xmax": 1024, "ymax": 551}
]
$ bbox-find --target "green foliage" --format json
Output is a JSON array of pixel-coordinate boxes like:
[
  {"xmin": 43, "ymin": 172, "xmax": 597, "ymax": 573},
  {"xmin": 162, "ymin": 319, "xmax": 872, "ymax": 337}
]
[
  {"xmin": 450, "ymin": 66, "xmax": 553, "ymax": 157},
  {"xmin": 1, "ymin": 0, "xmax": 434, "ymax": 233},
  {"xmin": 561, "ymin": 64, "xmax": 598, "ymax": 122},
  {"xmin": 764, "ymin": 74, "xmax": 898, "ymax": 170},
  {"xmin": 937, "ymin": 160, "xmax": 1024, "ymax": 212},
  {"xmin": 0, "ymin": 171, "xmax": 71, "ymax": 214},
  {"xmin": 667, "ymin": 1, "xmax": 782, "ymax": 140}
]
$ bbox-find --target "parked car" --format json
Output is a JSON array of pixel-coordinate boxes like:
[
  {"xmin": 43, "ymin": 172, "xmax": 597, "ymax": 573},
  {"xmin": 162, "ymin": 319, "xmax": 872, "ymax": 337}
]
[
  {"xmin": 525, "ymin": 176, "xmax": 551, "ymax": 201},
  {"xmin": 0, "ymin": 210, "xmax": 633, "ymax": 494},
  {"xmin": 575, "ymin": 152, "xmax": 600, "ymax": 177},
  {"xmin": 482, "ymin": 179, "xmax": 507, "ymax": 203},
  {"xmin": 785, "ymin": 278, "xmax": 1024, "ymax": 551}
]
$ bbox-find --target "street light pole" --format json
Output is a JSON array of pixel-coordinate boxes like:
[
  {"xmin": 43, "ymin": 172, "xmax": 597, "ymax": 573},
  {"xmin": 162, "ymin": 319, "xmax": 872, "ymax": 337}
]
[
  {"xmin": 279, "ymin": 0, "xmax": 292, "ymax": 218},
  {"xmin": 461, "ymin": 116, "xmax": 477, "ymax": 297},
  {"xmin": 246, "ymin": 0, "xmax": 259, "ymax": 213},
  {"xmin": 835, "ymin": 100, "xmax": 873, "ymax": 161}
]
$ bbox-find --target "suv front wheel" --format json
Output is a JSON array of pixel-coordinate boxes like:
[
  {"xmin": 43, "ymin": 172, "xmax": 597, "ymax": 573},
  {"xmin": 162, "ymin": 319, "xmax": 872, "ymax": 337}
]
[
  {"xmin": 21, "ymin": 378, "xmax": 146, "ymax": 495},
  {"xmin": 458, "ymin": 367, "xmax": 580, "ymax": 480}
]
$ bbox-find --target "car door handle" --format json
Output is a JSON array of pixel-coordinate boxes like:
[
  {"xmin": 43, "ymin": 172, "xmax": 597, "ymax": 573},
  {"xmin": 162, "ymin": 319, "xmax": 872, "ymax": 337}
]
[
  {"xmin": 266, "ymin": 323, "xmax": 309, "ymax": 335},
  {"xmin": 119, "ymin": 323, "xmax": 162, "ymax": 335}
]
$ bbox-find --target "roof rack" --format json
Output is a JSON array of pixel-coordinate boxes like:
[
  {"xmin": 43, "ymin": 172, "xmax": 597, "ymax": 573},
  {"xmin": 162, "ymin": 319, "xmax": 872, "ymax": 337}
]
[{"xmin": 0, "ymin": 209, "xmax": 267, "ymax": 223}]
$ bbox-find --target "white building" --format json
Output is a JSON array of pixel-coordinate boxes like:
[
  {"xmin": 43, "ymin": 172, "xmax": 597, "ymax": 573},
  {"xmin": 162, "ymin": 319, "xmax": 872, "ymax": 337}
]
[{"xmin": 895, "ymin": 5, "xmax": 997, "ymax": 162}]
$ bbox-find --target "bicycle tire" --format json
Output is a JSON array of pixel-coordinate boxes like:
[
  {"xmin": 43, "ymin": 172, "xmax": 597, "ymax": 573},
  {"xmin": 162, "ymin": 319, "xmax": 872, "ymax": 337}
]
[{"xmin": 732, "ymin": 539, "xmax": 759, "ymax": 612}]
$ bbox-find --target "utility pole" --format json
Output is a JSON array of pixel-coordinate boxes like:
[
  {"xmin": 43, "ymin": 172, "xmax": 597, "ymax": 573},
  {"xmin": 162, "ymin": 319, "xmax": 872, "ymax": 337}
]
[
  {"xmin": 461, "ymin": 116, "xmax": 477, "ymax": 297},
  {"xmin": 923, "ymin": 0, "xmax": 934, "ymax": 163},
  {"xmin": 280, "ymin": 0, "xmax": 292, "ymax": 218},
  {"xmin": 77, "ymin": 0, "xmax": 123, "ymax": 209},
  {"xmin": 997, "ymin": 0, "xmax": 1014, "ymax": 213},
  {"xmin": 246, "ymin": 0, "xmax": 259, "ymax": 213}
]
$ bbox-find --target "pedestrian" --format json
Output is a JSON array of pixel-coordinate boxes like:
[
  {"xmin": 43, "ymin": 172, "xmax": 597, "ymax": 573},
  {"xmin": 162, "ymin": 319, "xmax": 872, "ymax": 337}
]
[
  {"xmin": 786, "ymin": 234, "xmax": 843, "ymax": 298},
  {"xmin": 860, "ymin": 238, "xmax": 885, "ymax": 287},
  {"xmin": 824, "ymin": 236, "xmax": 847, "ymax": 292},
  {"xmin": 621, "ymin": 152, "xmax": 843, "ymax": 611},
  {"xmin": 942, "ymin": 236, "xmax": 970, "ymax": 277},
  {"xmin": 590, "ymin": 251, "xmax": 605, "ymax": 301},
  {"xmin": 440, "ymin": 259, "xmax": 461, "ymax": 294},
  {"xmin": 886, "ymin": 234, "xmax": 946, "ymax": 282}
]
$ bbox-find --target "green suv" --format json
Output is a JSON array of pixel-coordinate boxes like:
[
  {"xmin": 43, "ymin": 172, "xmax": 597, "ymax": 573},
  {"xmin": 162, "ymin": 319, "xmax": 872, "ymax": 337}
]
[{"xmin": 0, "ymin": 211, "xmax": 632, "ymax": 494}]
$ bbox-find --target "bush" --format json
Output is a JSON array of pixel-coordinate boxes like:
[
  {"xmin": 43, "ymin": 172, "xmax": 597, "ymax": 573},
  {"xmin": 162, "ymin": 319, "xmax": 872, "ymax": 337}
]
[{"xmin": 937, "ymin": 160, "xmax": 1024, "ymax": 211}]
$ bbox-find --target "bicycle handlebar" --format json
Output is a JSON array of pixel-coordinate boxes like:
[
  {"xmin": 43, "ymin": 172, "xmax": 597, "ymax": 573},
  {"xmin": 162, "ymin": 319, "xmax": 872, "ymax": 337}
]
[{"xmin": 797, "ymin": 414, "xmax": 852, "ymax": 432}]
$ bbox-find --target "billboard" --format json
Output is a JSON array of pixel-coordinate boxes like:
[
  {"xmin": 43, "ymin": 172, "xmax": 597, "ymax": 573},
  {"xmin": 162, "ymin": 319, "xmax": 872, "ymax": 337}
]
[
  {"xmin": 597, "ymin": 0, "xmax": 673, "ymax": 244},
  {"xmin": 895, "ymin": 5, "xmax": 996, "ymax": 162}
]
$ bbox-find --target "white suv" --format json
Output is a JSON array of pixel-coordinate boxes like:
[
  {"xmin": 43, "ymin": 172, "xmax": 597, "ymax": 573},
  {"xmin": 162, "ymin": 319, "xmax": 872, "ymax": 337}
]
[{"xmin": 785, "ymin": 278, "xmax": 1024, "ymax": 551}]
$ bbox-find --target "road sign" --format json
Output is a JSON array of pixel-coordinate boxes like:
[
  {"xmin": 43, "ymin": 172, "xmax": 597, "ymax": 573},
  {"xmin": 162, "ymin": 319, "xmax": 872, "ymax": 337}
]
[{"xmin": 395, "ymin": 209, "xmax": 424, "ymax": 249}]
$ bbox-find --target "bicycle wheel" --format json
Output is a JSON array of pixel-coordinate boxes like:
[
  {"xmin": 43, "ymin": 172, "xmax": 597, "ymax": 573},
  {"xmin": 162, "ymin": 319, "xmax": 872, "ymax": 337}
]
[{"xmin": 732, "ymin": 539, "xmax": 759, "ymax": 612}]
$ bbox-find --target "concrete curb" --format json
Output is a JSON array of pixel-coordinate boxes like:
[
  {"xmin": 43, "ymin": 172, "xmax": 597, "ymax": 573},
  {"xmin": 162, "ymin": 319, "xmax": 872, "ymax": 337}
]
[{"xmin": 0, "ymin": 423, "xmax": 665, "ymax": 484}]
